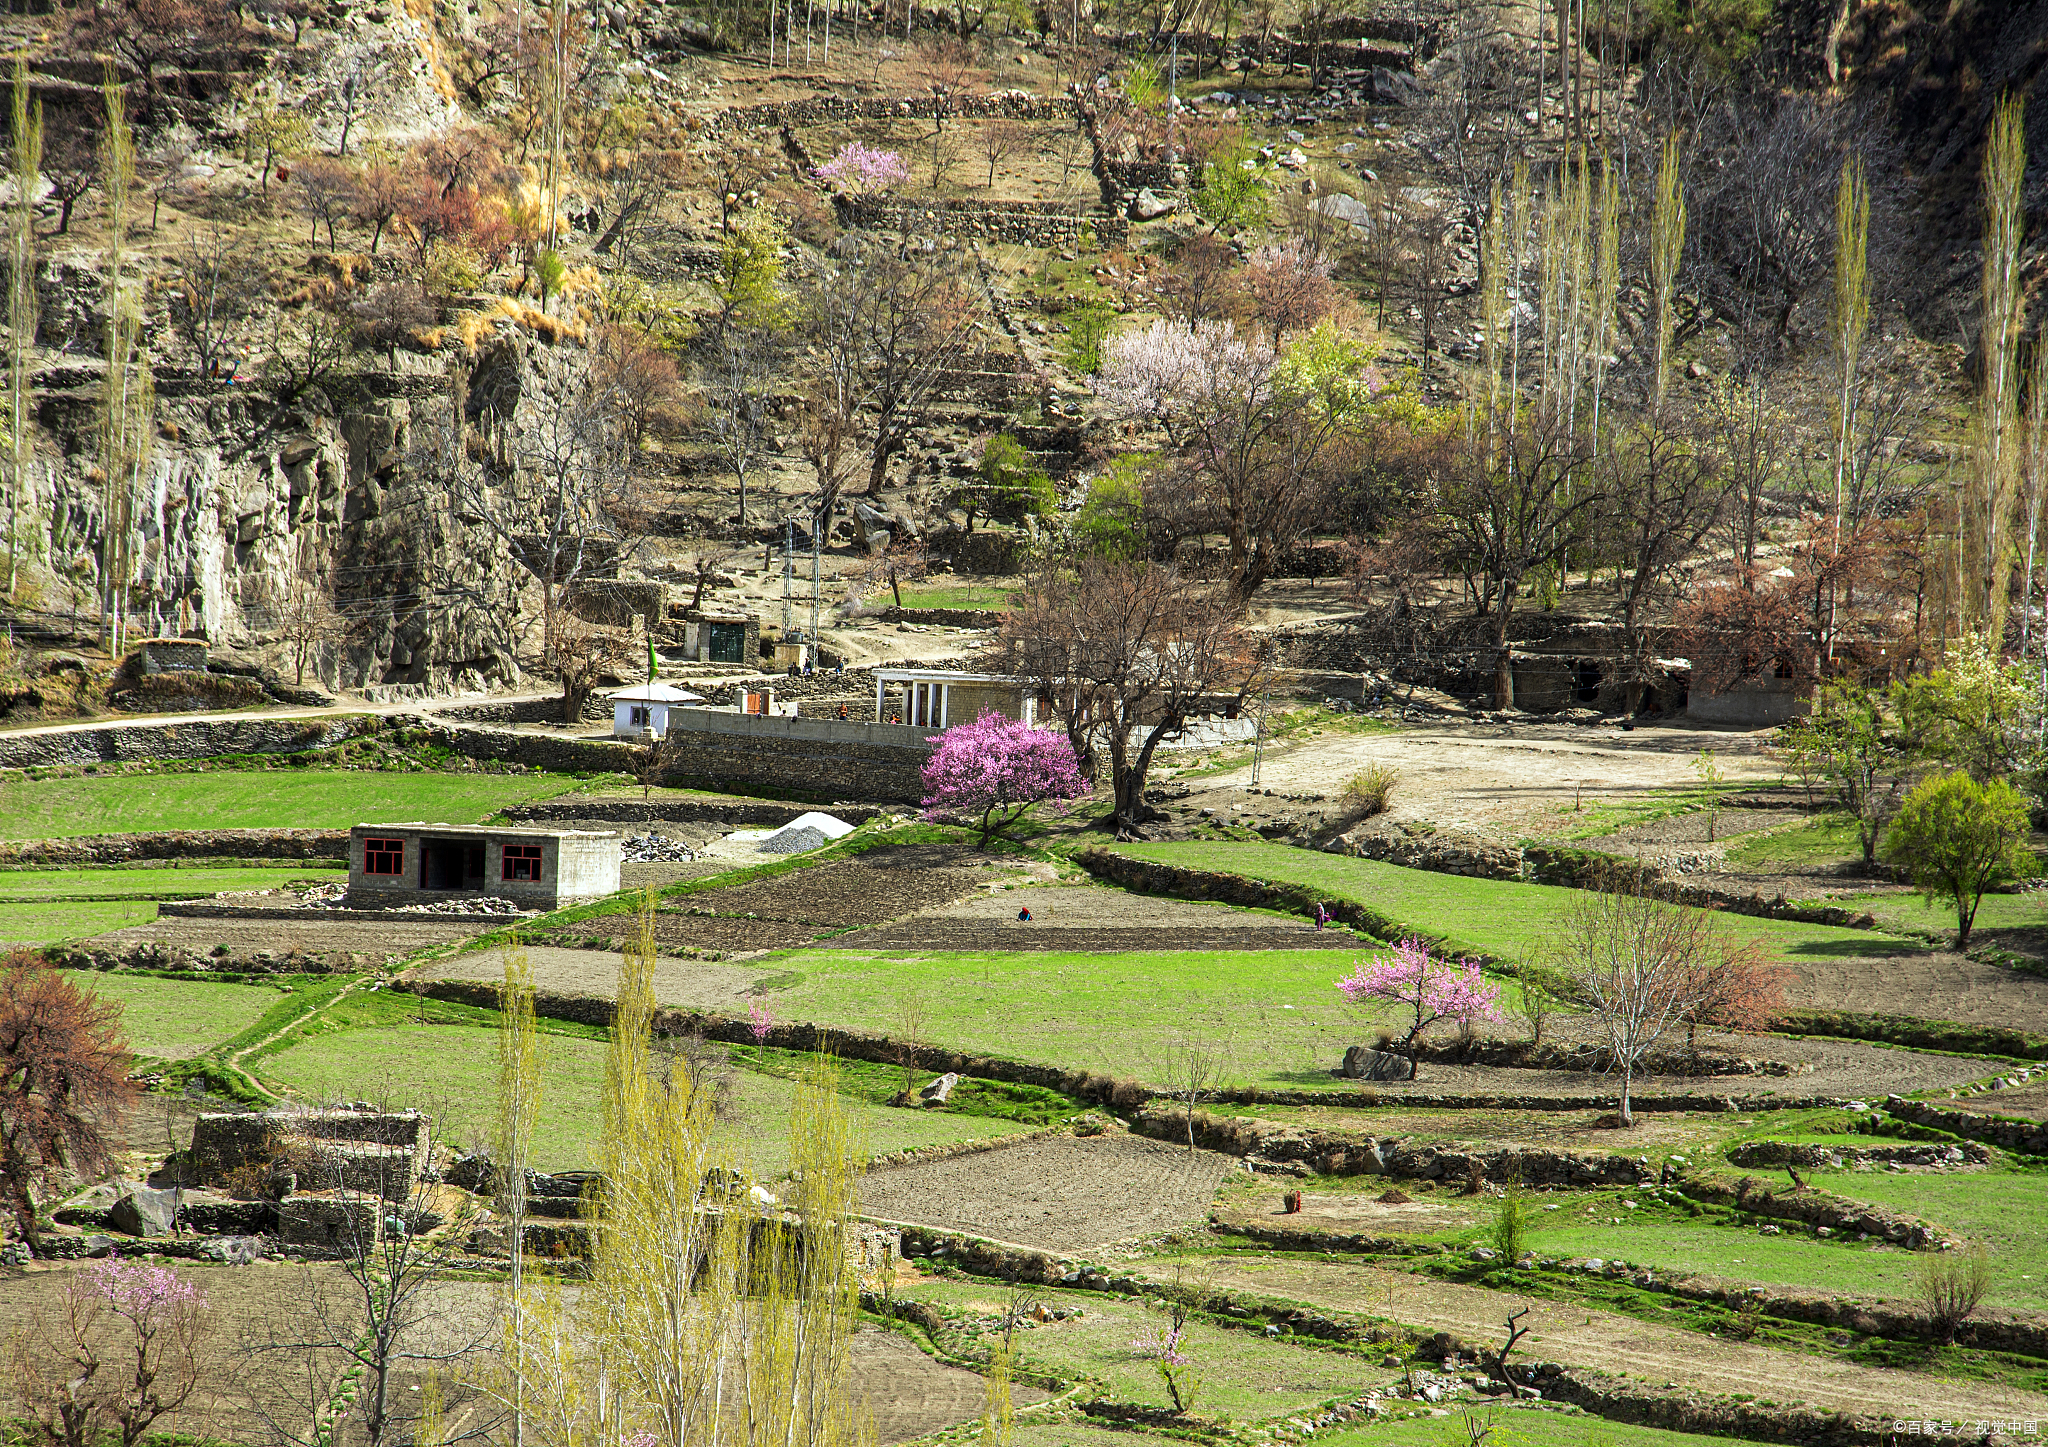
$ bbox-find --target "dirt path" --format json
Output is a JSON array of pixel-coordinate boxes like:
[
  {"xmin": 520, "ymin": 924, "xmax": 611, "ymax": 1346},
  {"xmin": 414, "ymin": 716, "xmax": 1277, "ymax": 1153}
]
[
  {"xmin": 1202, "ymin": 721, "xmax": 1778, "ymax": 839},
  {"xmin": 1148, "ymin": 1256, "xmax": 2048, "ymax": 1424}
]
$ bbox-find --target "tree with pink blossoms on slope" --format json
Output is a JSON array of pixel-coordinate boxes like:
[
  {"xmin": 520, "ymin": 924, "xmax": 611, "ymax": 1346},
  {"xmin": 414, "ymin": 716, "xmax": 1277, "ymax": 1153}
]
[
  {"xmin": 13, "ymin": 1257, "xmax": 211, "ymax": 1447},
  {"xmin": 814, "ymin": 142, "xmax": 912, "ymax": 196},
  {"xmin": 921, "ymin": 711, "xmax": 1087, "ymax": 847},
  {"xmin": 1336, "ymin": 937, "xmax": 1501, "ymax": 1053}
]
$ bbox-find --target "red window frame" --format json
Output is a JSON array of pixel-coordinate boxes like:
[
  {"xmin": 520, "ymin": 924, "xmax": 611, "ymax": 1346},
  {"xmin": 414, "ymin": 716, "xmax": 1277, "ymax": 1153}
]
[
  {"xmin": 502, "ymin": 843, "xmax": 543, "ymax": 882},
  {"xmin": 363, "ymin": 837, "xmax": 405, "ymax": 876}
]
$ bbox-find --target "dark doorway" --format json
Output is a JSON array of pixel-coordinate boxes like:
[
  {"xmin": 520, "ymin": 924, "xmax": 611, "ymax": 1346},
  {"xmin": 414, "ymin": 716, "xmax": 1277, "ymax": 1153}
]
[
  {"xmin": 1575, "ymin": 660, "xmax": 1601, "ymax": 703},
  {"xmin": 707, "ymin": 622, "xmax": 746, "ymax": 663},
  {"xmin": 422, "ymin": 839, "xmax": 486, "ymax": 890}
]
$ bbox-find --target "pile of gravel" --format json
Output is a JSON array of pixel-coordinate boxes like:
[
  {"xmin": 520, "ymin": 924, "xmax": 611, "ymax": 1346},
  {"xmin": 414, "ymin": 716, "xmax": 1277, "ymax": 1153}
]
[
  {"xmin": 621, "ymin": 832, "xmax": 695, "ymax": 862},
  {"xmin": 756, "ymin": 825, "xmax": 827, "ymax": 855}
]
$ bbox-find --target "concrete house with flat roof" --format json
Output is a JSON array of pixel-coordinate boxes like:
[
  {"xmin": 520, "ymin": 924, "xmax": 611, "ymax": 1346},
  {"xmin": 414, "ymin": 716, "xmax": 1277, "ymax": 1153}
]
[{"xmin": 347, "ymin": 823, "xmax": 619, "ymax": 909}]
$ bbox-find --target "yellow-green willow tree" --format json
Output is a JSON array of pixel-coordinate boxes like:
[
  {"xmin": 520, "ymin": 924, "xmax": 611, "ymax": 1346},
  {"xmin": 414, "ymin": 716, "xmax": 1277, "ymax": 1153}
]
[
  {"xmin": 7, "ymin": 60, "xmax": 38, "ymax": 601},
  {"xmin": 1824, "ymin": 154, "xmax": 1870, "ymax": 666},
  {"xmin": 99, "ymin": 68, "xmax": 151, "ymax": 653},
  {"xmin": 511, "ymin": 890, "xmax": 874, "ymax": 1447},
  {"xmin": 498, "ymin": 948, "xmax": 546, "ymax": 1447},
  {"xmin": 1970, "ymin": 94, "xmax": 2027, "ymax": 640},
  {"xmin": 1648, "ymin": 131, "xmax": 1686, "ymax": 413}
]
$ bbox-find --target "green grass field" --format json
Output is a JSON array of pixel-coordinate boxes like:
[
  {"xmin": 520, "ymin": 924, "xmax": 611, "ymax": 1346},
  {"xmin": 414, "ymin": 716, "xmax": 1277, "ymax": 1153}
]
[
  {"xmin": 763, "ymin": 946, "xmax": 1378, "ymax": 1088},
  {"xmin": 1723, "ymin": 813, "xmax": 1869, "ymax": 872},
  {"xmin": 80, "ymin": 973, "xmax": 290, "ymax": 1060},
  {"xmin": 0, "ymin": 899, "xmax": 157, "ymax": 943},
  {"xmin": 1316, "ymin": 1409, "xmax": 1804, "ymax": 1446},
  {"xmin": 1827, "ymin": 889, "xmax": 2047, "ymax": 942},
  {"xmin": 0, "ymin": 865, "xmax": 342, "ymax": 899},
  {"xmin": 1107, "ymin": 842, "xmax": 1928, "ymax": 970},
  {"xmin": 892, "ymin": 583, "xmax": 1017, "ymax": 612},
  {"xmin": 0, "ymin": 770, "xmax": 587, "ymax": 840},
  {"xmin": 257, "ymin": 1022, "xmax": 1037, "ymax": 1173},
  {"xmin": 900, "ymin": 1276, "xmax": 1394, "ymax": 1420}
]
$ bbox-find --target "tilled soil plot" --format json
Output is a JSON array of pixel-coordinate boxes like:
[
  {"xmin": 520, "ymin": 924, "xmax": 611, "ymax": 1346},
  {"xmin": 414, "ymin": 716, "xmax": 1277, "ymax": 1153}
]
[
  {"xmin": 850, "ymin": 1325, "xmax": 1049, "ymax": 1442},
  {"xmin": 835, "ymin": 882, "xmax": 1358, "ymax": 953},
  {"xmin": 88, "ymin": 914, "xmax": 487, "ymax": 967},
  {"xmin": 1147, "ymin": 1256, "xmax": 2048, "ymax": 1424},
  {"xmin": 859, "ymin": 1131, "xmax": 1237, "ymax": 1252},
  {"xmin": 0, "ymin": 1262, "xmax": 359, "ymax": 1443},
  {"xmin": 413, "ymin": 945, "xmax": 780, "ymax": 1007},
  {"xmin": 674, "ymin": 846, "xmax": 1013, "ymax": 929},
  {"xmin": 643, "ymin": 914, "xmax": 827, "ymax": 953},
  {"xmin": 1784, "ymin": 948, "xmax": 2048, "ymax": 1031},
  {"xmin": 1949, "ymin": 1079, "xmax": 2048, "ymax": 1121}
]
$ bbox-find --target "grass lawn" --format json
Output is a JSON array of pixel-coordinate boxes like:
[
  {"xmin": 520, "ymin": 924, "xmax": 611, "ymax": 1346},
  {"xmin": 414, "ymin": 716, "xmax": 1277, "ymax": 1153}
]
[
  {"xmin": 899, "ymin": 1275, "xmax": 1395, "ymax": 1421},
  {"xmin": 258, "ymin": 1022, "xmax": 1037, "ymax": 1173},
  {"xmin": 1724, "ymin": 813, "xmax": 1869, "ymax": 872},
  {"xmin": 1107, "ymin": 843, "xmax": 1928, "ymax": 970},
  {"xmin": 764, "ymin": 946, "xmax": 1374, "ymax": 1088},
  {"xmin": 892, "ymin": 583, "xmax": 1017, "ymax": 612},
  {"xmin": 0, "ymin": 865, "xmax": 342, "ymax": 899},
  {"xmin": 0, "ymin": 770, "xmax": 587, "ymax": 840},
  {"xmin": 82, "ymin": 973, "xmax": 289, "ymax": 1060},
  {"xmin": 1513, "ymin": 1178, "xmax": 2048, "ymax": 1314},
  {"xmin": 1825, "ymin": 889, "xmax": 2047, "ymax": 942},
  {"xmin": 0, "ymin": 899, "xmax": 157, "ymax": 943},
  {"xmin": 1318, "ymin": 1410, "xmax": 1782, "ymax": 1447}
]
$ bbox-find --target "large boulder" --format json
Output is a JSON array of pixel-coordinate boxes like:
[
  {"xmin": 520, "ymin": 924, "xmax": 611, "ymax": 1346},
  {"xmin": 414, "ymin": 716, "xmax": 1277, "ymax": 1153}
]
[
  {"xmin": 1128, "ymin": 188, "xmax": 1177, "ymax": 222},
  {"xmin": 1341, "ymin": 1045, "xmax": 1416, "ymax": 1081},
  {"xmin": 107, "ymin": 1184, "xmax": 179, "ymax": 1238}
]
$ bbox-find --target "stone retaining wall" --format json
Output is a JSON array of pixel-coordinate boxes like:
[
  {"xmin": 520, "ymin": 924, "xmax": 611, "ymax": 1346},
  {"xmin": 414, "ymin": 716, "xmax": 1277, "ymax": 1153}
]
[
  {"xmin": 837, "ymin": 194, "xmax": 1129, "ymax": 248},
  {"xmin": 0, "ymin": 715, "xmax": 379, "ymax": 769},
  {"xmin": 1726, "ymin": 1140, "xmax": 1988, "ymax": 1168},
  {"xmin": 0, "ymin": 828, "xmax": 348, "ymax": 865},
  {"xmin": 654, "ymin": 715, "xmax": 935, "ymax": 802},
  {"xmin": 715, "ymin": 91, "xmax": 1080, "ymax": 131},
  {"xmin": 1884, "ymin": 1094, "xmax": 2048, "ymax": 1155},
  {"xmin": 875, "ymin": 606, "xmax": 1002, "ymax": 628},
  {"xmin": 501, "ymin": 800, "xmax": 885, "ymax": 826},
  {"xmin": 1132, "ymin": 1105, "xmax": 1656, "ymax": 1185},
  {"xmin": 1670, "ymin": 1174, "xmax": 1948, "ymax": 1249}
]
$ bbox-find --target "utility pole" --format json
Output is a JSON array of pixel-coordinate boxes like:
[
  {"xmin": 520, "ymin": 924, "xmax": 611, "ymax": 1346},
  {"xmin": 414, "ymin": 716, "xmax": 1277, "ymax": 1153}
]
[
  {"xmin": 782, "ymin": 519, "xmax": 793, "ymax": 634},
  {"xmin": 810, "ymin": 522, "xmax": 821, "ymax": 652}
]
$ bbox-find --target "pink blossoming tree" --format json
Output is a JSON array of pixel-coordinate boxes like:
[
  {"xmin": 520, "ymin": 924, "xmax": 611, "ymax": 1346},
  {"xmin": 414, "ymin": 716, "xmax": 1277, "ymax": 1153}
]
[
  {"xmin": 814, "ymin": 142, "xmax": 911, "ymax": 195},
  {"xmin": 14, "ymin": 1257, "xmax": 211, "ymax": 1447},
  {"xmin": 1336, "ymin": 937, "xmax": 1501, "ymax": 1050},
  {"xmin": 921, "ymin": 711, "xmax": 1087, "ymax": 847}
]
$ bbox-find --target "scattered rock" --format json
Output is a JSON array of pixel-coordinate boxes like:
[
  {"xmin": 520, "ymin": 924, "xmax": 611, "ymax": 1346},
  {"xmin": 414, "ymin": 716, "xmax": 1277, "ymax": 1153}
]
[
  {"xmin": 621, "ymin": 832, "xmax": 695, "ymax": 863},
  {"xmin": 1341, "ymin": 1045, "xmax": 1415, "ymax": 1081},
  {"xmin": 108, "ymin": 1184, "xmax": 179, "ymax": 1238},
  {"xmin": 1128, "ymin": 188, "xmax": 1177, "ymax": 221},
  {"xmin": 921, "ymin": 1072, "xmax": 961, "ymax": 1105}
]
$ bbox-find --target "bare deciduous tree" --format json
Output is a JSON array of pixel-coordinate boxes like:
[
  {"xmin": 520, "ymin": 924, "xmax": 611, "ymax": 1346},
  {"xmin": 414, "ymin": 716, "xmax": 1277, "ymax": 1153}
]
[{"xmin": 988, "ymin": 556, "xmax": 1270, "ymax": 836}]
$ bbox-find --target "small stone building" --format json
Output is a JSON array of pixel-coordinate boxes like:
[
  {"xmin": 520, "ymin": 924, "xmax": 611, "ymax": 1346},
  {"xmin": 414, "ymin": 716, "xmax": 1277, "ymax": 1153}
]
[
  {"xmin": 873, "ymin": 667, "xmax": 1037, "ymax": 728},
  {"xmin": 669, "ymin": 608, "xmax": 759, "ymax": 664},
  {"xmin": 347, "ymin": 822, "xmax": 619, "ymax": 909}
]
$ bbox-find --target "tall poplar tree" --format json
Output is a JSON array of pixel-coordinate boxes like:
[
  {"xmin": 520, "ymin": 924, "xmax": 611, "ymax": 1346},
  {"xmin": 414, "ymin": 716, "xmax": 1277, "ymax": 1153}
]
[
  {"xmin": 7, "ymin": 61, "xmax": 38, "ymax": 601},
  {"xmin": 1970, "ymin": 94, "xmax": 2027, "ymax": 640}
]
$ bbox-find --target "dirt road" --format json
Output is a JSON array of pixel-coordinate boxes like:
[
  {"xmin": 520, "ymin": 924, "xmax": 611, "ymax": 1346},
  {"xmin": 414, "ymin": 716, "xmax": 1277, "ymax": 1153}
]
[
  {"xmin": 1204, "ymin": 720, "xmax": 1779, "ymax": 839},
  {"xmin": 1148, "ymin": 1256, "xmax": 2048, "ymax": 1424}
]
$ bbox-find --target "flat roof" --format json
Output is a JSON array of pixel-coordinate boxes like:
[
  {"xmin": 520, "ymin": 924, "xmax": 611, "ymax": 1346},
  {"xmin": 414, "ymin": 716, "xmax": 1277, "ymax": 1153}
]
[
  {"xmin": 873, "ymin": 668, "xmax": 1027, "ymax": 685},
  {"xmin": 609, "ymin": 682, "xmax": 707, "ymax": 702},
  {"xmin": 350, "ymin": 822, "xmax": 620, "ymax": 839}
]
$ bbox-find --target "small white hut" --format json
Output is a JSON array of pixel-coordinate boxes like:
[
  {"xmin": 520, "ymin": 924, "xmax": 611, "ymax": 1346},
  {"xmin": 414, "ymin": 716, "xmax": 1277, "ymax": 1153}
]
[{"xmin": 610, "ymin": 681, "xmax": 706, "ymax": 739}]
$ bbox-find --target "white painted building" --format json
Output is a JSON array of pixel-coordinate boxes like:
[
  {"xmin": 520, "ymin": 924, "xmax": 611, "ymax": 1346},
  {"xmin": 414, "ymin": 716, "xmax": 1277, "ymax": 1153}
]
[{"xmin": 610, "ymin": 681, "xmax": 706, "ymax": 739}]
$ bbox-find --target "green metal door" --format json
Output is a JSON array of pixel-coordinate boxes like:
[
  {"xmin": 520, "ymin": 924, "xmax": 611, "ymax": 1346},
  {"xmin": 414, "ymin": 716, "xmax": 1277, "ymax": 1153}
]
[{"xmin": 707, "ymin": 622, "xmax": 745, "ymax": 663}]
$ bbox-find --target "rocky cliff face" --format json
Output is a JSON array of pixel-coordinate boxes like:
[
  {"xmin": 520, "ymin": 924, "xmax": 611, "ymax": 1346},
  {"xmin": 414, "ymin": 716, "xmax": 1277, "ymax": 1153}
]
[{"xmin": 17, "ymin": 259, "xmax": 583, "ymax": 693}]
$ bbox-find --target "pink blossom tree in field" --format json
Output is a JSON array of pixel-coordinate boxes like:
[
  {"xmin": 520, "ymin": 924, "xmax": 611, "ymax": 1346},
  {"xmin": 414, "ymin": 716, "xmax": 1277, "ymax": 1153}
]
[
  {"xmin": 14, "ymin": 1257, "xmax": 211, "ymax": 1447},
  {"xmin": 921, "ymin": 710, "xmax": 1087, "ymax": 847},
  {"xmin": 814, "ymin": 142, "xmax": 912, "ymax": 195},
  {"xmin": 1336, "ymin": 937, "xmax": 1501, "ymax": 1050}
]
